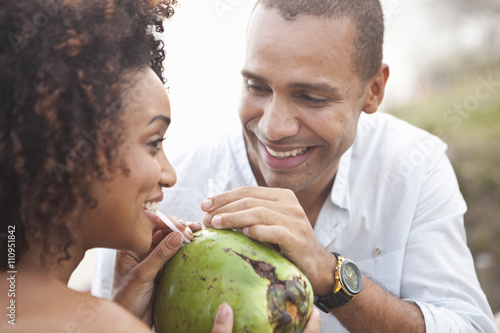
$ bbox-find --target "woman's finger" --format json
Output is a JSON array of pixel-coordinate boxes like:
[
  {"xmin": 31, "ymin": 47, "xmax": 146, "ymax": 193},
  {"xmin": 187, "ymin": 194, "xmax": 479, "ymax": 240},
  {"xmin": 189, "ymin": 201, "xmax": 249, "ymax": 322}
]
[
  {"xmin": 156, "ymin": 214, "xmax": 194, "ymax": 242},
  {"xmin": 151, "ymin": 229, "xmax": 169, "ymax": 249},
  {"xmin": 137, "ymin": 232, "xmax": 183, "ymax": 278},
  {"xmin": 186, "ymin": 221, "xmax": 202, "ymax": 232},
  {"xmin": 303, "ymin": 308, "xmax": 321, "ymax": 333},
  {"xmin": 211, "ymin": 303, "xmax": 234, "ymax": 333}
]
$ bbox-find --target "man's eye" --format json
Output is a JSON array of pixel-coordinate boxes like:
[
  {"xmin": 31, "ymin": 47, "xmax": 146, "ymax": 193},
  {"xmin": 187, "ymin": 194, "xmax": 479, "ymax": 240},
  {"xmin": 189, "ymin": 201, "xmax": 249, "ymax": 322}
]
[
  {"xmin": 244, "ymin": 80, "xmax": 270, "ymax": 94},
  {"xmin": 300, "ymin": 94, "xmax": 329, "ymax": 105},
  {"xmin": 247, "ymin": 84, "xmax": 269, "ymax": 92}
]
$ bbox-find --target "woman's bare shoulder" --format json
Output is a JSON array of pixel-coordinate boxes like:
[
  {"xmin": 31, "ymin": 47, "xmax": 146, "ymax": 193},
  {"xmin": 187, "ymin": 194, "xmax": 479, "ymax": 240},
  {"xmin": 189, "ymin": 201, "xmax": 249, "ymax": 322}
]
[
  {"xmin": 68, "ymin": 293, "xmax": 152, "ymax": 333},
  {"xmin": 0, "ymin": 280, "xmax": 151, "ymax": 333}
]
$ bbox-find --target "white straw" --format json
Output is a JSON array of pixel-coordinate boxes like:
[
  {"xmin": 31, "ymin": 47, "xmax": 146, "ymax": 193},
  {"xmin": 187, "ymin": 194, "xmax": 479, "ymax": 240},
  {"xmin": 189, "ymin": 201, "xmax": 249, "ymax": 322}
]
[{"xmin": 155, "ymin": 210, "xmax": 191, "ymax": 243}]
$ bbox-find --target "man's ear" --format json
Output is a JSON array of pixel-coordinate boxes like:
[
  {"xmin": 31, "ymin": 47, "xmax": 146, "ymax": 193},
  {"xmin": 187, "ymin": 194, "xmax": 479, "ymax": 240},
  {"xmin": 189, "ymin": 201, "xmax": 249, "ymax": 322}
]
[{"xmin": 362, "ymin": 64, "xmax": 390, "ymax": 114}]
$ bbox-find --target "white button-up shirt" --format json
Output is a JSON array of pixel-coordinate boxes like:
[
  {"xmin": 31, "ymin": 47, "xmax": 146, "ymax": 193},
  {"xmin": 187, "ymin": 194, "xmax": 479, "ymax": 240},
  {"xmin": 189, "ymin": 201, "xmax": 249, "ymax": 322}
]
[{"xmin": 92, "ymin": 112, "xmax": 496, "ymax": 332}]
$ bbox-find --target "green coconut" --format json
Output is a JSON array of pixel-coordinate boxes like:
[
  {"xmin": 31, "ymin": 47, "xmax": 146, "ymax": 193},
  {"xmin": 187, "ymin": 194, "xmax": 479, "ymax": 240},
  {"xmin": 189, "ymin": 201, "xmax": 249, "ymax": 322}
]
[{"xmin": 153, "ymin": 228, "xmax": 314, "ymax": 333}]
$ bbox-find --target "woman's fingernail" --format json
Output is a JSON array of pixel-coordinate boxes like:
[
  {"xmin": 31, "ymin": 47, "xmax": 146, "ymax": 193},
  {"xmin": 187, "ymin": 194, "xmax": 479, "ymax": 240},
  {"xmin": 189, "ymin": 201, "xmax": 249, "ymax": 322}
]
[
  {"xmin": 216, "ymin": 303, "xmax": 230, "ymax": 322},
  {"xmin": 167, "ymin": 232, "xmax": 183, "ymax": 248},
  {"xmin": 212, "ymin": 215, "xmax": 222, "ymax": 228},
  {"xmin": 177, "ymin": 218, "xmax": 186, "ymax": 226},
  {"xmin": 242, "ymin": 227, "xmax": 249, "ymax": 236},
  {"xmin": 203, "ymin": 214, "xmax": 212, "ymax": 226},
  {"xmin": 201, "ymin": 198, "xmax": 212, "ymax": 210}
]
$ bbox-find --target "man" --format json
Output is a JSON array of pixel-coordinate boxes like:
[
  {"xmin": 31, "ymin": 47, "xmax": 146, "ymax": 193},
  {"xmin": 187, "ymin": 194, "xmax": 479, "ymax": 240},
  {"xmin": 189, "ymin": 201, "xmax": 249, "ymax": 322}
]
[{"xmin": 93, "ymin": 0, "xmax": 496, "ymax": 331}]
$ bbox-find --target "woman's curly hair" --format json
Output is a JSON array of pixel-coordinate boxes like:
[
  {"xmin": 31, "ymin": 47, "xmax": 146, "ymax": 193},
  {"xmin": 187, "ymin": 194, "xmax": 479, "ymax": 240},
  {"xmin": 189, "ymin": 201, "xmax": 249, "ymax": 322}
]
[{"xmin": 0, "ymin": 0, "xmax": 177, "ymax": 269}]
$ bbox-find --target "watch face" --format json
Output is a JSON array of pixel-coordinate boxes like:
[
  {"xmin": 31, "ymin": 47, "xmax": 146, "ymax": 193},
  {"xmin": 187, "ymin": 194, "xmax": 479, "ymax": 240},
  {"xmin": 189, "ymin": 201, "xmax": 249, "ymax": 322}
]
[{"xmin": 340, "ymin": 261, "xmax": 362, "ymax": 295}]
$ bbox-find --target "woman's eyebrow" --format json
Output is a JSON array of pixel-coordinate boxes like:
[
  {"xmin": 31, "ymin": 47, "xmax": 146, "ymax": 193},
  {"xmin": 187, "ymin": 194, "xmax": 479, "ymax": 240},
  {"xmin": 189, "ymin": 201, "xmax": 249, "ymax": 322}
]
[{"xmin": 147, "ymin": 115, "xmax": 171, "ymax": 126}]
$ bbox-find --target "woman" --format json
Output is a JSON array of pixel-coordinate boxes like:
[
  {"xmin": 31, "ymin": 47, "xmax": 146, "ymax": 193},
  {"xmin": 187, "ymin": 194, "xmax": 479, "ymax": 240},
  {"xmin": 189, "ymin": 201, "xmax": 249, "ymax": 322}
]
[{"xmin": 0, "ymin": 0, "xmax": 320, "ymax": 331}]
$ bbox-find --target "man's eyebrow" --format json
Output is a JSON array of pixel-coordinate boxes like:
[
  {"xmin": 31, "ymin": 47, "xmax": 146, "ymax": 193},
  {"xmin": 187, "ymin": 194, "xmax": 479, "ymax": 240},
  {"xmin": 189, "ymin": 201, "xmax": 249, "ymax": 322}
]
[
  {"xmin": 241, "ymin": 70, "xmax": 269, "ymax": 85},
  {"xmin": 290, "ymin": 82, "xmax": 340, "ymax": 95},
  {"xmin": 147, "ymin": 115, "xmax": 171, "ymax": 126}
]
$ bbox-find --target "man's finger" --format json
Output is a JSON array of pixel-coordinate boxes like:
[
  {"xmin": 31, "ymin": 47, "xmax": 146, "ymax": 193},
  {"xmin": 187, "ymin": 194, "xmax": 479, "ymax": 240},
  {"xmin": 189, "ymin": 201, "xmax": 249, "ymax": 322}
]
[
  {"xmin": 204, "ymin": 206, "xmax": 287, "ymax": 229},
  {"xmin": 211, "ymin": 303, "xmax": 234, "ymax": 333},
  {"xmin": 201, "ymin": 186, "xmax": 295, "ymax": 212},
  {"xmin": 203, "ymin": 197, "xmax": 296, "ymax": 224}
]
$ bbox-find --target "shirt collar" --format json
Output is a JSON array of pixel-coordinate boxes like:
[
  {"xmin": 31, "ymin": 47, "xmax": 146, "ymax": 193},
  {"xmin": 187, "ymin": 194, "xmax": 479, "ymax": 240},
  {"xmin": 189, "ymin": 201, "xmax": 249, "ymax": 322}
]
[
  {"xmin": 313, "ymin": 146, "xmax": 353, "ymax": 248},
  {"xmin": 330, "ymin": 146, "xmax": 352, "ymax": 211},
  {"xmin": 232, "ymin": 130, "xmax": 258, "ymax": 187}
]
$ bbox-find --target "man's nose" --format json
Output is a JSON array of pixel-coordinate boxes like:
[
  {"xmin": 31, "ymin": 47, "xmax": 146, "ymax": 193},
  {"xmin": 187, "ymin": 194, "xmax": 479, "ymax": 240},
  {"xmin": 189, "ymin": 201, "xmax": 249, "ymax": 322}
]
[{"xmin": 258, "ymin": 96, "xmax": 299, "ymax": 141}]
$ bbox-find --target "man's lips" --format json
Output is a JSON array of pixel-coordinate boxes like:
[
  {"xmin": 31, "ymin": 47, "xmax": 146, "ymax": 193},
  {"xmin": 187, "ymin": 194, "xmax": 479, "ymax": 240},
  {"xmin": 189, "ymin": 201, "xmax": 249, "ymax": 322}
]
[
  {"xmin": 259, "ymin": 142, "xmax": 314, "ymax": 169},
  {"xmin": 264, "ymin": 145, "xmax": 310, "ymax": 159}
]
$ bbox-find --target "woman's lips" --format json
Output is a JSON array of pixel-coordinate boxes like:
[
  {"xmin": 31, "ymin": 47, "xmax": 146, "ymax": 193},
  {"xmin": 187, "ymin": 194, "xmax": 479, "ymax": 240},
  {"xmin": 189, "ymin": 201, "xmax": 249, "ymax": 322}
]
[{"xmin": 143, "ymin": 208, "xmax": 160, "ymax": 227}]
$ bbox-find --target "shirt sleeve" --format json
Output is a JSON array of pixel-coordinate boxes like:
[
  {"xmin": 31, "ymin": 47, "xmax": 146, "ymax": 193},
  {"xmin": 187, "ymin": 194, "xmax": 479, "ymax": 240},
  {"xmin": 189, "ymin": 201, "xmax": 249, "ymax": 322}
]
[
  {"xmin": 401, "ymin": 149, "xmax": 496, "ymax": 332},
  {"xmin": 90, "ymin": 248, "xmax": 116, "ymax": 300}
]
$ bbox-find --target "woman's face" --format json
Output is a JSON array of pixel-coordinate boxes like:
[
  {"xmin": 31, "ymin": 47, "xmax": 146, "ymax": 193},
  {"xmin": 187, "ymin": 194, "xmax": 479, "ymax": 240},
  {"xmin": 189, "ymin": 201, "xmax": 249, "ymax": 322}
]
[{"xmin": 81, "ymin": 68, "xmax": 176, "ymax": 254}]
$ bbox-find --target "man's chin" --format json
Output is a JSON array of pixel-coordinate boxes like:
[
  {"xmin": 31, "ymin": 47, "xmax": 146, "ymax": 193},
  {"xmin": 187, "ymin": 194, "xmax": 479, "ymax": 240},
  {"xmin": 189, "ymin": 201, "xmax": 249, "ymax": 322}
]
[{"xmin": 260, "ymin": 173, "xmax": 308, "ymax": 193}]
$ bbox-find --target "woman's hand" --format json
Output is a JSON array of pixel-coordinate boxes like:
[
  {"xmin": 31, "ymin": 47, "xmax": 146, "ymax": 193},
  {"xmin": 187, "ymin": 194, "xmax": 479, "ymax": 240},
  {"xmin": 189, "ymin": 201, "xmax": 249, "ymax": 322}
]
[
  {"xmin": 304, "ymin": 308, "xmax": 321, "ymax": 332},
  {"xmin": 110, "ymin": 215, "xmax": 195, "ymax": 326},
  {"xmin": 211, "ymin": 303, "xmax": 234, "ymax": 333},
  {"xmin": 210, "ymin": 303, "xmax": 320, "ymax": 333}
]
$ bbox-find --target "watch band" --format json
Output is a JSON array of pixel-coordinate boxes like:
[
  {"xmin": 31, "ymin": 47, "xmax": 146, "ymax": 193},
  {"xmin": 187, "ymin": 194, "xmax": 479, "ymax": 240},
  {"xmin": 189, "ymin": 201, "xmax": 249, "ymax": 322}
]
[
  {"xmin": 314, "ymin": 289, "xmax": 352, "ymax": 313},
  {"xmin": 313, "ymin": 252, "xmax": 358, "ymax": 313}
]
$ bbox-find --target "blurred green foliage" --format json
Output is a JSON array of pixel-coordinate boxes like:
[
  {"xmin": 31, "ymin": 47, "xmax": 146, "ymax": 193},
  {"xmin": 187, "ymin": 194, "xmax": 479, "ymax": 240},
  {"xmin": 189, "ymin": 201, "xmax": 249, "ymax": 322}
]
[{"xmin": 388, "ymin": 58, "xmax": 500, "ymax": 312}]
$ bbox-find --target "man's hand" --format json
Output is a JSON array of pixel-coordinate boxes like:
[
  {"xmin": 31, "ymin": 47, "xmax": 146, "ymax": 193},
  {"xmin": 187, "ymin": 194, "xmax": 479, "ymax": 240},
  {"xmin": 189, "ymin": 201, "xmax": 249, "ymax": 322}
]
[
  {"xmin": 201, "ymin": 186, "xmax": 334, "ymax": 295},
  {"xmin": 110, "ymin": 215, "xmax": 195, "ymax": 326}
]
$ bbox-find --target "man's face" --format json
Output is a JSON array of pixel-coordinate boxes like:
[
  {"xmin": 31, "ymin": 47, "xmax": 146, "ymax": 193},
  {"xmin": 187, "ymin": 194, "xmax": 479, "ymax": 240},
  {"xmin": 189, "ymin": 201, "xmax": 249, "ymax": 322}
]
[{"xmin": 239, "ymin": 5, "xmax": 371, "ymax": 193}]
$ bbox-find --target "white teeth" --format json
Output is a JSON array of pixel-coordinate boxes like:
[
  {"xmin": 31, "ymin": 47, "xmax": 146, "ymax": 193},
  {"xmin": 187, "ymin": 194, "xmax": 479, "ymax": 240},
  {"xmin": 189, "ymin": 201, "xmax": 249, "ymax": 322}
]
[
  {"xmin": 265, "ymin": 146, "xmax": 309, "ymax": 159},
  {"xmin": 143, "ymin": 201, "xmax": 159, "ymax": 214}
]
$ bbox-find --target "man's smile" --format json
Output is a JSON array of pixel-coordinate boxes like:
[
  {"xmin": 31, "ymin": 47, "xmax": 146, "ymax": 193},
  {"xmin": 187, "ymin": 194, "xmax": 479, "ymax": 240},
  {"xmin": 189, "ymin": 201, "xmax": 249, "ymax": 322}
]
[
  {"xmin": 264, "ymin": 145, "xmax": 311, "ymax": 159},
  {"xmin": 258, "ymin": 141, "xmax": 315, "ymax": 170}
]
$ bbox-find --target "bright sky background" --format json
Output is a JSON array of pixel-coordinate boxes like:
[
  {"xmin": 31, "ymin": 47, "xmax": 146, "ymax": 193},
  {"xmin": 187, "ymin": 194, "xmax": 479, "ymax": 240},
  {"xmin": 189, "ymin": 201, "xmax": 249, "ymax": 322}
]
[{"xmin": 160, "ymin": 0, "xmax": 488, "ymax": 157}]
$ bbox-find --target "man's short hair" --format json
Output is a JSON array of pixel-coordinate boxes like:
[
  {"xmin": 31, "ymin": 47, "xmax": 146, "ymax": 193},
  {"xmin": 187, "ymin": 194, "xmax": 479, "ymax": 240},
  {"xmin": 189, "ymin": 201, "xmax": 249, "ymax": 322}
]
[{"xmin": 255, "ymin": 0, "xmax": 384, "ymax": 82}]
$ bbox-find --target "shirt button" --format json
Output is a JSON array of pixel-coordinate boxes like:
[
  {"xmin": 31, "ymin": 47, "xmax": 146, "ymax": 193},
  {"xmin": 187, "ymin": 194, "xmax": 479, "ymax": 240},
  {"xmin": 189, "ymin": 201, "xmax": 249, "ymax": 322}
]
[{"xmin": 374, "ymin": 247, "xmax": 382, "ymax": 256}]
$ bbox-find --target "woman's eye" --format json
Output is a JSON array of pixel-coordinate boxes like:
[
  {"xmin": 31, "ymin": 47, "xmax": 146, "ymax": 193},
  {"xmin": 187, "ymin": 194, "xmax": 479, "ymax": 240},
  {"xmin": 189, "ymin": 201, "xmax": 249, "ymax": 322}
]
[{"xmin": 149, "ymin": 137, "xmax": 166, "ymax": 151}]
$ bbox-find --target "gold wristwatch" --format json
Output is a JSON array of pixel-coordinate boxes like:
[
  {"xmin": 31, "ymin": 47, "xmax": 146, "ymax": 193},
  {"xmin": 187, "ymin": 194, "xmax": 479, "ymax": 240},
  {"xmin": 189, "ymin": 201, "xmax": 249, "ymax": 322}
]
[{"xmin": 314, "ymin": 252, "xmax": 362, "ymax": 312}]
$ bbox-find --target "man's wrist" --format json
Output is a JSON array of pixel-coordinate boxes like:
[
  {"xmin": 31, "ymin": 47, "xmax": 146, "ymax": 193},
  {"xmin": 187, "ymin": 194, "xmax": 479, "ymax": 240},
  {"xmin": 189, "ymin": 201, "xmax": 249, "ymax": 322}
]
[{"xmin": 313, "ymin": 250, "xmax": 337, "ymax": 296}]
